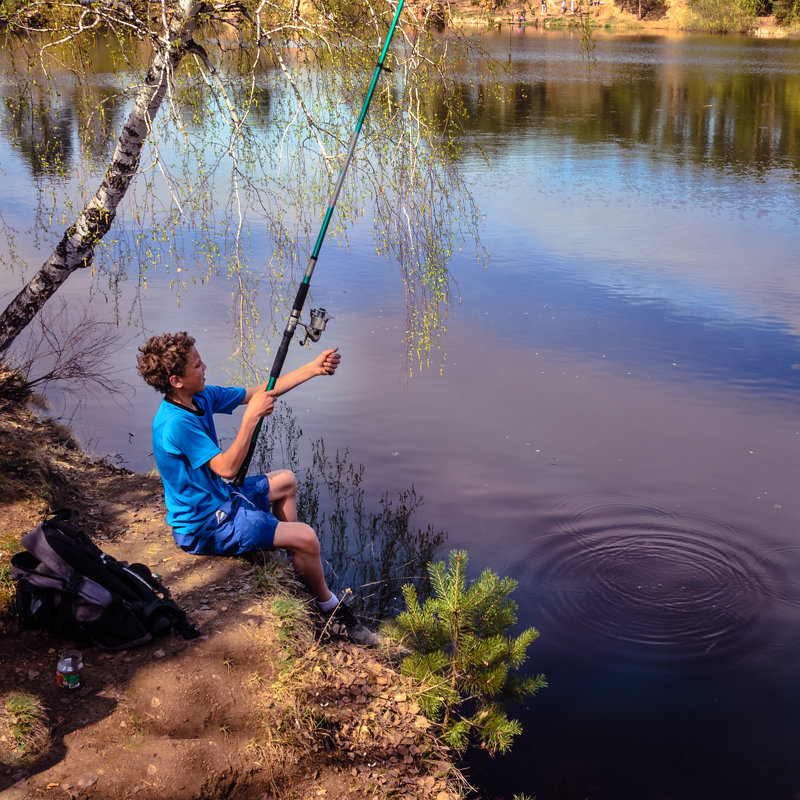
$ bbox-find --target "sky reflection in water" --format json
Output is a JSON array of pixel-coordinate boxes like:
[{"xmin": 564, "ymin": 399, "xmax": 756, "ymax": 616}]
[{"xmin": 2, "ymin": 29, "xmax": 800, "ymax": 800}]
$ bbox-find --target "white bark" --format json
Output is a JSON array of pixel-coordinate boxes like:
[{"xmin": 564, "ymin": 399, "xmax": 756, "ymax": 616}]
[{"xmin": 0, "ymin": 0, "xmax": 205, "ymax": 355}]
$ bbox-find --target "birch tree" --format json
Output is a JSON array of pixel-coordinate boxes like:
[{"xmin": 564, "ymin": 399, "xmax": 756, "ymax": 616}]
[
  {"xmin": 0, "ymin": 0, "xmax": 491, "ymax": 370},
  {"xmin": 0, "ymin": 0, "xmax": 206, "ymax": 354}
]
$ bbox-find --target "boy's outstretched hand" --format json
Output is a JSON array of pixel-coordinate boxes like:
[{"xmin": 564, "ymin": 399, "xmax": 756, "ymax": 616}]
[
  {"xmin": 312, "ymin": 347, "xmax": 340, "ymax": 376},
  {"xmin": 258, "ymin": 347, "xmax": 341, "ymax": 401}
]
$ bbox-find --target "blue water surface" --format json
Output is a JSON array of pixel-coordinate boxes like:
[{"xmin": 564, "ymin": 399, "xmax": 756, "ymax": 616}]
[{"xmin": 2, "ymin": 28, "xmax": 800, "ymax": 800}]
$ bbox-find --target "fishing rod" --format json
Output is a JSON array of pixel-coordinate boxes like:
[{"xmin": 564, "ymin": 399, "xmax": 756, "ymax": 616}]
[{"xmin": 232, "ymin": 0, "xmax": 406, "ymax": 487}]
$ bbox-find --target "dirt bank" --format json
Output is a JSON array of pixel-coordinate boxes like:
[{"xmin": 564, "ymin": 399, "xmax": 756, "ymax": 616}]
[{"xmin": 0, "ymin": 370, "xmax": 464, "ymax": 800}]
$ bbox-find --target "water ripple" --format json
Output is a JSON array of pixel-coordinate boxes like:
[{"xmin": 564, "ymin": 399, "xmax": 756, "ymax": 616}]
[{"xmin": 528, "ymin": 497, "xmax": 789, "ymax": 673}]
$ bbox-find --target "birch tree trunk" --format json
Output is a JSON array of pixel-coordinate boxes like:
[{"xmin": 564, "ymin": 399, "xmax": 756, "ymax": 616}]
[{"xmin": 0, "ymin": 0, "xmax": 204, "ymax": 356}]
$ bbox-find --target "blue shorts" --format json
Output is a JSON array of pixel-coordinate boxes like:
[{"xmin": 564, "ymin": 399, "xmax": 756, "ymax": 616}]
[{"xmin": 179, "ymin": 475, "xmax": 279, "ymax": 556}]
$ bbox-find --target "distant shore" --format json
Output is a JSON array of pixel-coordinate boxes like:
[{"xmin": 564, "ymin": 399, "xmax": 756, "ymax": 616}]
[{"xmin": 442, "ymin": 0, "xmax": 799, "ymax": 37}]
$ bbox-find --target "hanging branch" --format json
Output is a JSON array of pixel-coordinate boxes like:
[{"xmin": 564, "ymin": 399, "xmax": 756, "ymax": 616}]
[{"xmin": 0, "ymin": 0, "xmax": 208, "ymax": 355}]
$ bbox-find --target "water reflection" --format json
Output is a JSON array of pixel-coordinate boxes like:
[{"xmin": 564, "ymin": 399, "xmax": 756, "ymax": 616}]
[
  {"xmin": 74, "ymin": 86, "xmax": 128, "ymax": 165},
  {"xmin": 3, "ymin": 32, "xmax": 800, "ymax": 183},
  {"xmin": 438, "ymin": 32, "xmax": 800, "ymax": 177},
  {"xmin": 3, "ymin": 28, "xmax": 800, "ymax": 800},
  {"xmin": 463, "ymin": 262, "xmax": 800, "ymax": 401},
  {"xmin": 2, "ymin": 92, "xmax": 74, "ymax": 177},
  {"xmin": 0, "ymin": 36, "xmax": 135, "ymax": 176}
]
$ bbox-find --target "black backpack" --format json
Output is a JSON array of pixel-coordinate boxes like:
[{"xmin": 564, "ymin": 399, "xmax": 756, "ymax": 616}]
[{"xmin": 11, "ymin": 516, "xmax": 199, "ymax": 650}]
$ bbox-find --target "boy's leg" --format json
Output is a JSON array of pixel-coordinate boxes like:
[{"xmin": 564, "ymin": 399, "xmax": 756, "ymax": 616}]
[
  {"xmin": 265, "ymin": 473, "xmax": 378, "ymax": 645},
  {"xmin": 257, "ymin": 472, "xmax": 330, "ymax": 600},
  {"xmin": 272, "ymin": 520, "xmax": 331, "ymax": 602},
  {"xmin": 266, "ymin": 469, "xmax": 298, "ymax": 523}
]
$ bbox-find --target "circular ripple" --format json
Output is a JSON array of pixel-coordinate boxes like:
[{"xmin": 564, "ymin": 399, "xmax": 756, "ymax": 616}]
[{"xmin": 528, "ymin": 498, "xmax": 779, "ymax": 672}]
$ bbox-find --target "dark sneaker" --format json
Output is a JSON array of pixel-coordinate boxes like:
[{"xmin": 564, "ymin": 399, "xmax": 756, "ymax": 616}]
[{"xmin": 324, "ymin": 603, "xmax": 379, "ymax": 646}]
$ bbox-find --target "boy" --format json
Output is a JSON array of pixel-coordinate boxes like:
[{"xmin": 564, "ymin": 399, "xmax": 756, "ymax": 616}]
[{"xmin": 136, "ymin": 331, "xmax": 377, "ymax": 645}]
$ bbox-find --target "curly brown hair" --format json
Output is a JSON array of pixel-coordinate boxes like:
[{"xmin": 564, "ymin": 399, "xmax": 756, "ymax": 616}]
[{"xmin": 137, "ymin": 332, "xmax": 196, "ymax": 394}]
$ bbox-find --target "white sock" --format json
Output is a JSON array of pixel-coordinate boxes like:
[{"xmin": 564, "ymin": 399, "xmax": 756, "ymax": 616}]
[{"xmin": 317, "ymin": 593, "xmax": 339, "ymax": 613}]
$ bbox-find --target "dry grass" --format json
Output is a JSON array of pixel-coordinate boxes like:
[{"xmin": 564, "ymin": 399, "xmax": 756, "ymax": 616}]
[
  {"xmin": 253, "ymin": 598, "xmax": 467, "ymax": 799},
  {"xmin": 0, "ymin": 530, "xmax": 21, "ymax": 608},
  {"xmin": 221, "ymin": 560, "xmax": 468, "ymax": 798},
  {"xmin": 1, "ymin": 692, "xmax": 49, "ymax": 766},
  {"xmin": 0, "ymin": 366, "xmax": 139, "ymax": 616}
]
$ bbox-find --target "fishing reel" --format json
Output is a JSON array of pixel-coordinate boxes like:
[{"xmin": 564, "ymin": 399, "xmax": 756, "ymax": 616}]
[{"xmin": 299, "ymin": 308, "xmax": 333, "ymax": 346}]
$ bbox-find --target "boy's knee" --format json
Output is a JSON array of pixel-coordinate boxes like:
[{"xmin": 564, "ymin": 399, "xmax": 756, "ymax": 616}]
[
  {"xmin": 277, "ymin": 468, "xmax": 296, "ymax": 484},
  {"xmin": 269, "ymin": 469, "xmax": 297, "ymax": 497},
  {"xmin": 297, "ymin": 524, "xmax": 320, "ymax": 555},
  {"xmin": 276, "ymin": 522, "xmax": 319, "ymax": 555}
]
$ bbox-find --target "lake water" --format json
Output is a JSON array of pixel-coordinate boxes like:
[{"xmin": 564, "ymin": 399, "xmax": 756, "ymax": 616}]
[{"xmin": 3, "ymin": 27, "xmax": 800, "ymax": 800}]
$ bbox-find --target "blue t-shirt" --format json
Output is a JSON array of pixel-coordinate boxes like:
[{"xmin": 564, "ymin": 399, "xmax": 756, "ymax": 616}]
[{"xmin": 152, "ymin": 385, "xmax": 246, "ymax": 543}]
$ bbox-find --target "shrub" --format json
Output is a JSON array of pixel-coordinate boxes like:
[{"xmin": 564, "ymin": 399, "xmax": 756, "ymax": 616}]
[
  {"xmin": 390, "ymin": 550, "xmax": 546, "ymax": 755},
  {"xmin": 773, "ymin": 0, "xmax": 800, "ymax": 23},
  {"xmin": 687, "ymin": 0, "xmax": 759, "ymax": 31}
]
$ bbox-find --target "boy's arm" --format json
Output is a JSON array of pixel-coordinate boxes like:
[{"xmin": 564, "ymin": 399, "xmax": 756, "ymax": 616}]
[
  {"xmin": 241, "ymin": 347, "xmax": 340, "ymax": 403},
  {"xmin": 208, "ymin": 388, "xmax": 275, "ymax": 480}
]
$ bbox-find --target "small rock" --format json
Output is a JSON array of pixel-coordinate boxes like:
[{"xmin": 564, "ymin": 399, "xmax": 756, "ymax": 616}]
[{"xmin": 77, "ymin": 773, "xmax": 98, "ymax": 788}]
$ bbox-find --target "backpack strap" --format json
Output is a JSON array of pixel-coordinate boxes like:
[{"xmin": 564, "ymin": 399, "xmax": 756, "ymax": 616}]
[{"xmin": 21, "ymin": 524, "xmax": 113, "ymax": 608}]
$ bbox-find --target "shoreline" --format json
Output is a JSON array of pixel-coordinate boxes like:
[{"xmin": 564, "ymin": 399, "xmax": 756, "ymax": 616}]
[
  {"xmin": 0, "ymin": 374, "xmax": 464, "ymax": 800},
  {"xmin": 442, "ymin": 0, "xmax": 799, "ymax": 37}
]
